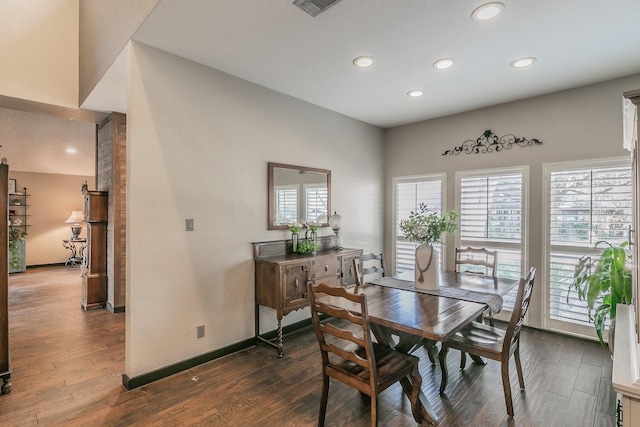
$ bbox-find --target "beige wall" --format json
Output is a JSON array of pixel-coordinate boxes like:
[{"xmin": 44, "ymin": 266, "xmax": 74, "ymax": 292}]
[
  {"xmin": 383, "ymin": 73, "xmax": 640, "ymax": 331},
  {"xmin": 0, "ymin": 0, "xmax": 78, "ymax": 107},
  {"xmin": 79, "ymin": 0, "xmax": 159, "ymax": 105},
  {"xmin": 8, "ymin": 171, "xmax": 94, "ymax": 266},
  {"xmin": 126, "ymin": 42, "xmax": 385, "ymax": 377}
]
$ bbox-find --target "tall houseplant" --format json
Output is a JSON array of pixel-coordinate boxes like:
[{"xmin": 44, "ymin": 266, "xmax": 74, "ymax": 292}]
[
  {"xmin": 568, "ymin": 240, "xmax": 632, "ymax": 347},
  {"xmin": 400, "ymin": 203, "xmax": 458, "ymax": 288}
]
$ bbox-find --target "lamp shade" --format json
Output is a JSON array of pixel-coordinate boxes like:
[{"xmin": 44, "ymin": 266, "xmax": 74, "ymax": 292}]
[
  {"xmin": 65, "ymin": 210, "xmax": 85, "ymax": 225},
  {"xmin": 328, "ymin": 211, "xmax": 342, "ymax": 231}
]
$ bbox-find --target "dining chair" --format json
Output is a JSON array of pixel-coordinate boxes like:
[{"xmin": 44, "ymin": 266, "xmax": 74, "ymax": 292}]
[
  {"xmin": 353, "ymin": 253, "xmax": 386, "ymax": 292},
  {"xmin": 438, "ymin": 267, "xmax": 536, "ymax": 417},
  {"xmin": 307, "ymin": 281, "xmax": 422, "ymax": 426},
  {"xmin": 455, "ymin": 247, "xmax": 498, "ymax": 326},
  {"xmin": 455, "ymin": 247, "xmax": 498, "ymax": 276}
]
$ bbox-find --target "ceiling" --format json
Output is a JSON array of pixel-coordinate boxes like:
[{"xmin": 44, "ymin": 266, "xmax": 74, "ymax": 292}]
[
  {"xmin": 83, "ymin": 0, "xmax": 640, "ymax": 129},
  {"xmin": 6, "ymin": 0, "xmax": 640, "ymax": 177}
]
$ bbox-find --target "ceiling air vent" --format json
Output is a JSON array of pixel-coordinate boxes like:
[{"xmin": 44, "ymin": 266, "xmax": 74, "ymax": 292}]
[{"xmin": 293, "ymin": 0, "xmax": 343, "ymax": 17}]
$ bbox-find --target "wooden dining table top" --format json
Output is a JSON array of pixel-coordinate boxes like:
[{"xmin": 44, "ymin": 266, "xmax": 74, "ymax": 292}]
[{"xmin": 321, "ymin": 270, "xmax": 518, "ymax": 343}]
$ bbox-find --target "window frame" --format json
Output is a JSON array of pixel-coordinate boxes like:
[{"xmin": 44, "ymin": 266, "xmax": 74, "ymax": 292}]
[
  {"xmin": 392, "ymin": 173, "xmax": 447, "ymax": 275},
  {"xmin": 455, "ymin": 165, "xmax": 529, "ymax": 319},
  {"xmin": 542, "ymin": 157, "xmax": 632, "ymax": 338}
]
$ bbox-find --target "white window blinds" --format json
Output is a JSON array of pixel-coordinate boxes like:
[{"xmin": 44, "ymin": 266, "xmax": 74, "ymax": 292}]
[
  {"xmin": 547, "ymin": 160, "xmax": 632, "ymax": 327},
  {"xmin": 458, "ymin": 170, "xmax": 525, "ymax": 280},
  {"xmin": 394, "ymin": 175, "xmax": 445, "ymax": 274},
  {"xmin": 305, "ymin": 184, "xmax": 328, "ymax": 224},
  {"xmin": 274, "ymin": 185, "xmax": 298, "ymax": 225}
]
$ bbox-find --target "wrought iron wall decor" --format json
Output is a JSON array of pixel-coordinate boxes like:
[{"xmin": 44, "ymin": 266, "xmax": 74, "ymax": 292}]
[{"xmin": 442, "ymin": 129, "xmax": 542, "ymax": 156}]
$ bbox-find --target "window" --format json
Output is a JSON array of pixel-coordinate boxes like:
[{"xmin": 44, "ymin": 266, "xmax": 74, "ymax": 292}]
[
  {"xmin": 274, "ymin": 185, "xmax": 298, "ymax": 225},
  {"xmin": 456, "ymin": 167, "xmax": 528, "ymax": 311},
  {"xmin": 304, "ymin": 184, "xmax": 328, "ymax": 224},
  {"xmin": 393, "ymin": 174, "xmax": 446, "ymax": 274},
  {"xmin": 545, "ymin": 159, "xmax": 632, "ymax": 334}
]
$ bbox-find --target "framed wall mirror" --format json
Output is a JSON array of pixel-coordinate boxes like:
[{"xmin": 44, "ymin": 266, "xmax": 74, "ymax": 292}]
[{"xmin": 268, "ymin": 162, "xmax": 331, "ymax": 230}]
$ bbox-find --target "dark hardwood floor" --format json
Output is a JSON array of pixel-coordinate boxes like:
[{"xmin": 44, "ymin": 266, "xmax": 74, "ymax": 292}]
[{"xmin": 0, "ymin": 266, "xmax": 616, "ymax": 426}]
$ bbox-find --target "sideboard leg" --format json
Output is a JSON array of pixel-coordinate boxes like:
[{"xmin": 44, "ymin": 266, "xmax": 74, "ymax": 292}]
[{"xmin": 277, "ymin": 318, "xmax": 283, "ymax": 358}]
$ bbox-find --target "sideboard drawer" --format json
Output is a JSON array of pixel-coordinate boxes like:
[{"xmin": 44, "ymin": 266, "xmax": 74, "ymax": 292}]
[{"xmin": 311, "ymin": 256, "xmax": 341, "ymax": 280}]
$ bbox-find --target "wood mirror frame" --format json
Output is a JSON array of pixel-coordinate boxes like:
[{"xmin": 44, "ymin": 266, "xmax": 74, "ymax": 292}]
[{"xmin": 268, "ymin": 162, "xmax": 331, "ymax": 230}]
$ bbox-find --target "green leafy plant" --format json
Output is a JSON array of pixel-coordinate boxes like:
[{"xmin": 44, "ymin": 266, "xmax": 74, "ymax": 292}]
[
  {"xmin": 296, "ymin": 239, "xmax": 318, "ymax": 254},
  {"xmin": 9, "ymin": 226, "xmax": 27, "ymax": 270},
  {"xmin": 568, "ymin": 240, "xmax": 632, "ymax": 346},
  {"xmin": 288, "ymin": 223, "xmax": 302, "ymax": 234},
  {"xmin": 399, "ymin": 203, "xmax": 458, "ymax": 246}
]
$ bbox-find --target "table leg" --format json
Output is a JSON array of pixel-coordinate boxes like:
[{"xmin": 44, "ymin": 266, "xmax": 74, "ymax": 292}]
[
  {"xmin": 439, "ymin": 345, "xmax": 449, "ymax": 394},
  {"xmin": 470, "ymin": 354, "xmax": 486, "ymax": 365}
]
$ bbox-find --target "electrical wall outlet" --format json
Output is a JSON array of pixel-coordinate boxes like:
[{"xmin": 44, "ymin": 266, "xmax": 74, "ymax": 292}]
[
  {"xmin": 186, "ymin": 218, "xmax": 194, "ymax": 231},
  {"xmin": 196, "ymin": 325, "xmax": 205, "ymax": 338}
]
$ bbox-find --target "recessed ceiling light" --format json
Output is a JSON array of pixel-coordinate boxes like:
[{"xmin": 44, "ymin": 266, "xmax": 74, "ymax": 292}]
[
  {"xmin": 407, "ymin": 90, "xmax": 424, "ymax": 98},
  {"xmin": 510, "ymin": 57, "xmax": 536, "ymax": 68},
  {"xmin": 353, "ymin": 56, "xmax": 375, "ymax": 68},
  {"xmin": 66, "ymin": 148, "xmax": 77, "ymax": 154},
  {"xmin": 433, "ymin": 58, "xmax": 455, "ymax": 70},
  {"xmin": 472, "ymin": 2, "xmax": 504, "ymax": 21}
]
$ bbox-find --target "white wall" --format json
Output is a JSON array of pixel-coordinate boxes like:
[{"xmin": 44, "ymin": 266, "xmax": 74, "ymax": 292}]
[
  {"xmin": 126, "ymin": 42, "xmax": 384, "ymax": 377},
  {"xmin": 0, "ymin": 0, "xmax": 78, "ymax": 107},
  {"xmin": 384, "ymin": 73, "xmax": 640, "ymax": 330}
]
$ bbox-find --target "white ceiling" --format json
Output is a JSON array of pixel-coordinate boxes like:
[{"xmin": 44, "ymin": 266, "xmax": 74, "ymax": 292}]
[
  {"xmin": 7, "ymin": 0, "xmax": 640, "ymax": 177},
  {"xmin": 84, "ymin": 0, "xmax": 640, "ymax": 129}
]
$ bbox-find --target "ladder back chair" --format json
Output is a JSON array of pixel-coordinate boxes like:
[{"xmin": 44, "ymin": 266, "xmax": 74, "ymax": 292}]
[
  {"xmin": 438, "ymin": 267, "xmax": 536, "ymax": 417},
  {"xmin": 455, "ymin": 247, "xmax": 498, "ymax": 326},
  {"xmin": 353, "ymin": 253, "xmax": 386, "ymax": 292},
  {"xmin": 455, "ymin": 247, "xmax": 498, "ymax": 276},
  {"xmin": 307, "ymin": 281, "xmax": 422, "ymax": 426}
]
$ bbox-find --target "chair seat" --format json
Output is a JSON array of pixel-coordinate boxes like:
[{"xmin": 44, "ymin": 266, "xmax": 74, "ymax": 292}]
[
  {"xmin": 328, "ymin": 344, "xmax": 419, "ymax": 394},
  {"xmin": 447, "ymin": 321, "xmax": 506, "ymax": 360}
]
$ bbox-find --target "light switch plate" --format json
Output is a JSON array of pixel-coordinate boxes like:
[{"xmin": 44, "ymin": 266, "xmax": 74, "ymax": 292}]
[{"xmin": 186, "ymin": 218, "xmax": 194, "ymax": 231}]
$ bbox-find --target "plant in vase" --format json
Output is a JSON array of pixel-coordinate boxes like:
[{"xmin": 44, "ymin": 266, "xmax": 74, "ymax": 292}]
[
  {"xmin": 399, "ymin": 203, "xmax": 458, "ymax": 288},
  {"xmin": 288, "ymin": 223, "xmax": 302, "ymax": 253},
  {"xmin": 296, "ymin": 239, "xmax": 318, "ymax": 255},
  {"xmin": 568, "ymin": 240, "xmax": 632, "ymax": 350},
  {"xmin": 305, "ymin": 222, "xmax": 319, "ymax": 243}
]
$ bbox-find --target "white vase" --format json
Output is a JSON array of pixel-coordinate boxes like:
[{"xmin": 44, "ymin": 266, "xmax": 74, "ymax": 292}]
[{"xmin": 415, "ymin": 244, "xmax": 439, "ymax": 290}]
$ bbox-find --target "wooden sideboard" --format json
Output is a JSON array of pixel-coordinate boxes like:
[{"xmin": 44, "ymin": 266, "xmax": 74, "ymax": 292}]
[{"xmin": 253, "ymin": 236, "xmax": 362, "ymax": 357}]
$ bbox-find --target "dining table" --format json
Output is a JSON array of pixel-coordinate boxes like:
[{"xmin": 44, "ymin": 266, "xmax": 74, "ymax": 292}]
[{"xmin": 319, "ymin": 269, "xmax": 519, "ymax": 425}]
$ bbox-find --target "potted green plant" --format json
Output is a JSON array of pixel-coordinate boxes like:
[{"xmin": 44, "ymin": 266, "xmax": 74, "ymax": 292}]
[
  {"xmin": 296, "ymin": 239, "xmax": 318, "ymax": 255},
  {"xmin": 568, "ymin": 240, "xmax": 632, "ymax": 348},
  {"xmin": 400, "ymin": 203, "xmax": 458, "ymax": 289},
  {"xmin": 9, "ymin": 226, "xmax": 27, "ymax": 272}
]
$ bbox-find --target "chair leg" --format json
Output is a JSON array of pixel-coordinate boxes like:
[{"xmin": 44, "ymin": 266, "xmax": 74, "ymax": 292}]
[
  {"xmin": 408, "ymin": 366, "xmax": 423, "ymax": 423},
  {"xmin": 459, "ymin": 351, "xmax": 467, "ymax": 369},
  {"xmin": 514, "ymin": 345, "xmax": 525, "ymax": 389},
  {"xmin": 438, "ymin": 344, "xmax": 450, "ymax": 394},
  {"xmin": 501, "ymin": 360, "xmax": 514, "ymax": 417},
  {"xmin": 370, "ymin": 396, "xmax": 378, "ymax": 427},
  {"xmin": 319, "ymin": 374, "xmax": 329, "ymax": 426}
]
